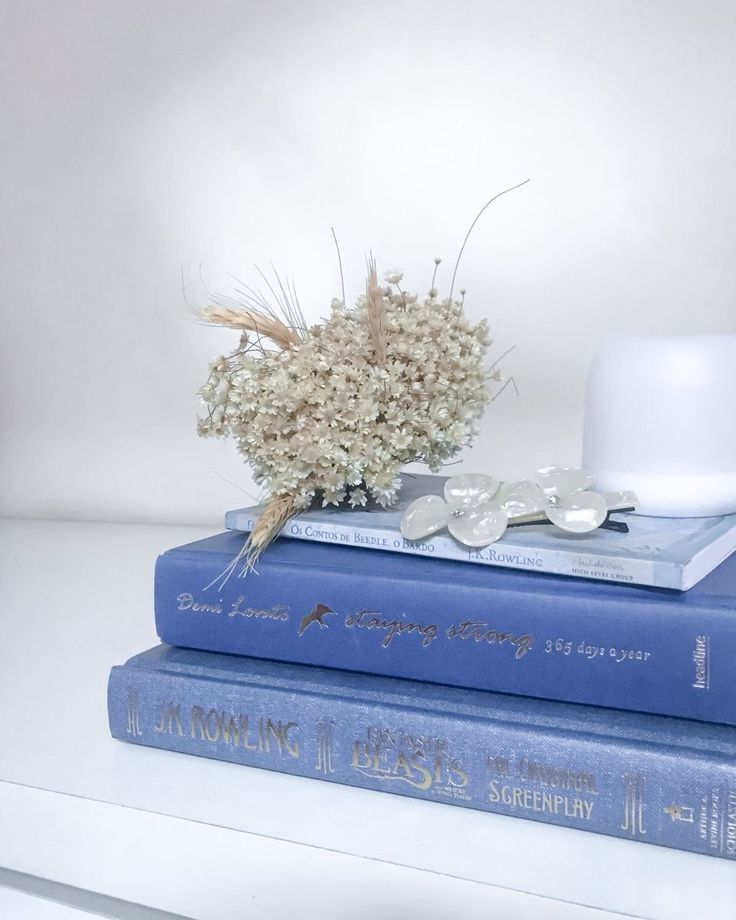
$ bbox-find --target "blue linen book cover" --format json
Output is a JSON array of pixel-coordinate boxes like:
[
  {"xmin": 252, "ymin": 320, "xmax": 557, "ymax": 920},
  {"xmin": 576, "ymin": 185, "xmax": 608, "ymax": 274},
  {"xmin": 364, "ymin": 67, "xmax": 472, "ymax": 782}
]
[
  {"xmin": 108, "ymin": 644, "xmax": 736, "ymax": 860},
  {"xmin": 225, "ymin": 474, "xmax": 736, "ymax": 590},
  {"xmin": 154, "ymin": 530, "xmax": 736, "ymax": 726}
]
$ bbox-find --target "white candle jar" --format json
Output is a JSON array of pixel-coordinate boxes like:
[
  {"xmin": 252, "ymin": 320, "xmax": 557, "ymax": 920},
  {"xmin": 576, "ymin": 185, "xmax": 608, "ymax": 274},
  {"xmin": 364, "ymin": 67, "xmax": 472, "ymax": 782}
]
[{"xmin": 582, "ymin": 334, "xmax": 736, "ymax": 517}]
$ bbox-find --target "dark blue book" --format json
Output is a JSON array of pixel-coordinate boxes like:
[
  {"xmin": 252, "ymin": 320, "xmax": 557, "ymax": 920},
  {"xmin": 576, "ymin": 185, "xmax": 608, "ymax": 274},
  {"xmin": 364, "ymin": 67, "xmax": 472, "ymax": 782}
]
[
  {"xmin": 154, "ymin": 531, "xmax": 736, "ymax": 726},
  {"xmin": 109, "ymin": 644, "xmax": 736, "ymax": 860}
]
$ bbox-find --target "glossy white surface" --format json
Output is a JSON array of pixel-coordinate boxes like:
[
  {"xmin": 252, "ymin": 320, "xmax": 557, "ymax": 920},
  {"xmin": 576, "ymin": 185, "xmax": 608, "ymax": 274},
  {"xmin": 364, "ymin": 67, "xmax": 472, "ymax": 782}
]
[{"xmin": 1, "ymin": 518, "xmax": 734, "ymax": 919}]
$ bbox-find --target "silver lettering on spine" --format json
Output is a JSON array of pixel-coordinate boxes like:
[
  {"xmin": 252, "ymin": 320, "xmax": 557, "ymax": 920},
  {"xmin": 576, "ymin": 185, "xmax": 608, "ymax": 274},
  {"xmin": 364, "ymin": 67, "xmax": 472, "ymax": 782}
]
[{"xmin": 692, "ymin": 634, "xmax": 710, "ymax": 689}]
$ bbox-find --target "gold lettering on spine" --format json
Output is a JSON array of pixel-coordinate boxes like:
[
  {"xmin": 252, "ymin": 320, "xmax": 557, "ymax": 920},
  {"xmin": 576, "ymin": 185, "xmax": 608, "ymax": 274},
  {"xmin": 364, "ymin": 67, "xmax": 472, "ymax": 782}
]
[
  {"xmin": 517, "ymin": 758, "xmax": 598, "ymax": 794},
  {"xmin": 726, "ymin": 790, "xmax": 736, "ymax": 857},
  {"xmin": 488, "ymin": 781, "xmax": 594, "ymax": 820},
  {"xmin": 352, "ymin": 741, "xmax": 374, "ymax": 771},
  {"xmin": 665, "ymin": 803, "xmax": 694, "ymax": 823},
  {"xmin": 220, "ymin": 713, "xmax": 241, "ymax": 745},
  {"xmin": 350, "ymin": 731, "xmax": 469, "ymax": 795},
  {"xmin": 189, "ymin": 706, "xmax": 299, "ymax": 758},
  {"xmin": 264, "ymin": 719, "xmax": 299, "ymax": 758},
  {"xmin": 154, "ymin": 702, "xmax": 183, "ymax": 736},
  {"xmin": 204, "ymin": 709, "xmax": 221, "ymax": 742},
  {"xmin": 127, "ymin": 689, "xmax": 143, "ymax": 736},
  {"xmin": 242, "ymin": 716, "xmax": 258, "ymax": 750},
  {"xmin": 449, "ymin": 762, "xmax": 470, "ymax": 788},
  {"xmin": 621, "ymin": 774, "xmax": 647, "ymax": 837},
  {"xmin": 283, "ymin": 723, "xmax": 299, "ymax": 758},
  {"xmin": 190, "ymin": 705, "xmax": 206, "ymax": 739},
  {"xmin": 315, "ymin": 719, "xmax": 335, "ymax": 775}
]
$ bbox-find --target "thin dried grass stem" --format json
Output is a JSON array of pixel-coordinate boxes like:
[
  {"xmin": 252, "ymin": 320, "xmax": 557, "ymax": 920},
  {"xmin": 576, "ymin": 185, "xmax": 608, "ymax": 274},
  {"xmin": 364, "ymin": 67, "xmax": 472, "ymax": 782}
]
[
  {"xmin": 448, "ymin": 179, "xmax": 531, "ymax": 303},
  {"xmin": 366, "ymin": 259, "xmax": 386, "ymax": 368},
  {"xmin": 202, "ymin": 306, "xmax": 300, "ymax": 350}
]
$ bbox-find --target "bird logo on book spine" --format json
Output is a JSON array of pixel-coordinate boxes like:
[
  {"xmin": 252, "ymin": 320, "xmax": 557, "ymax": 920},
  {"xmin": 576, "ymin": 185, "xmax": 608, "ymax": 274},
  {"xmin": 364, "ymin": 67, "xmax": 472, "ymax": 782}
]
[{"xmin": 298, "ymin": 603, "xmax": 337, "ymax": 636}]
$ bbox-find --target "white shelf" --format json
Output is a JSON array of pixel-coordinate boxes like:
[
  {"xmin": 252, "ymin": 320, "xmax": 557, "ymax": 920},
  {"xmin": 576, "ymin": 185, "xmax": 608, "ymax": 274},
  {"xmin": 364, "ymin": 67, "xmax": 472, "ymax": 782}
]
[
  {"xmin": 0, "ymin": 886, "xmax": 106, "ymax": 920},
  {"xmin": 0, "ymin": 518, "xmax": 733, "ymax": 919}
]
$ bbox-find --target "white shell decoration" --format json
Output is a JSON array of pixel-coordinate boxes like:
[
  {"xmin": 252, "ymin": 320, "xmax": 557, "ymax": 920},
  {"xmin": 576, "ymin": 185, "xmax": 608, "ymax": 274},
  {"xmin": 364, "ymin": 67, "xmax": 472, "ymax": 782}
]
[
  {"xmin": 401, "ymin": 494, "xmax": 451, "ymax": 541},
  {"xmin": 400, "ymin": 467, "xmax": 637, "ymax": 549},
  {"xmin": 444, "ymin": 473, "xmax": 499, "ymax": 509},
  {"xmin": 448, "ymin": 502, "xmax": 509, "ymax": 547},
  {"xmin": 546, "ymin": 491, "xmax": 608, "ymax": 533}
]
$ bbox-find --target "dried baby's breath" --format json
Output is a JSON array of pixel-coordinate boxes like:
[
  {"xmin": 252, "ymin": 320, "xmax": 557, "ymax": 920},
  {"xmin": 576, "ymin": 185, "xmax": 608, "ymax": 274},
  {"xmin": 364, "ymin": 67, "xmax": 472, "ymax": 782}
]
[
  {"xmin": 197, "ymin": 182, "xmax": 530, "ymax": 570},
  {"xmin": 199, "ymin": 273, "xmax": 492, "ymax": 523}
]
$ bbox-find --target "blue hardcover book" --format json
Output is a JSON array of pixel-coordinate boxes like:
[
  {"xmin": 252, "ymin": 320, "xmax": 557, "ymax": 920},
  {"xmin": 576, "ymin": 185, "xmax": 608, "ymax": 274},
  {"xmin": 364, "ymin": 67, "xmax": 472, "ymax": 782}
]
[
  {"xmin": 226, "ymin": 474, "xmax": 736, "ymax": 590},
  {"xmin": 154, "ymin": 531, "xmax": 736, "ymax": 725},
  {"xmin": 109, "ymin": 644, "xmax": 736, "ymax": 860}
]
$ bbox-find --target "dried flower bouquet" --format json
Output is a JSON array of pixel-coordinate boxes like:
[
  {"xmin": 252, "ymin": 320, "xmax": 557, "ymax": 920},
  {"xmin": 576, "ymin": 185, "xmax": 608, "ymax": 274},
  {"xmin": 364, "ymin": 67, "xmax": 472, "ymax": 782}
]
[{"xmin": 197, "ymin": 184, "xmax": 528, "ymax": 572}]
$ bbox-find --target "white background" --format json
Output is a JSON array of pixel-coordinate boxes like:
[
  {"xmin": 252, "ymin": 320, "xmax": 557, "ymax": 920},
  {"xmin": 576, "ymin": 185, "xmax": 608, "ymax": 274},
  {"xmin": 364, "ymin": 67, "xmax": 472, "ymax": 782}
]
[{"xmin": 2, "ymin": 0, "xmax": 735, "ymax": 525}]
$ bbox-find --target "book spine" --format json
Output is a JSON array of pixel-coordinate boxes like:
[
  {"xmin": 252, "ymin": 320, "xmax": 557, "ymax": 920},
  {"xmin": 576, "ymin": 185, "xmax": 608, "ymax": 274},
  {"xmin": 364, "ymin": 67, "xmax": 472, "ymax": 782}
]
[
  {"xmin": 224, "ymin": 510, "xmax": 668, "ymax": 588},
  {"xmin": 108, "ymin": 661, "xmax": 736, "ymax": 860},
  {"xmin": 154, "ymin": 548, "xmax": 736, "ymax": 725}
]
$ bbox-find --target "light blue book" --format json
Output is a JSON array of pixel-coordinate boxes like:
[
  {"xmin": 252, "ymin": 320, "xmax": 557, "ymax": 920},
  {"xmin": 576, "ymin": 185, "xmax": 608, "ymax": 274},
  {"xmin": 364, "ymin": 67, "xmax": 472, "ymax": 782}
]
[{"xmin": 225, "ymin": 474, "xmax": 736, "ymax": 590}]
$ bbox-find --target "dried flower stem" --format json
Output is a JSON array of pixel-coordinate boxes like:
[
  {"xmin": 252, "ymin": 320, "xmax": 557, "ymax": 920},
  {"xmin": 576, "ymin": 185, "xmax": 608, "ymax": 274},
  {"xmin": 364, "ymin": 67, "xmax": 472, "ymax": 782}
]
[
  {"xmin": 366, "ymin": 258, "xmax": 386, "ymax": 367},
  {"xmin": 331, "ymin": 226, "xmax": 346, "ymax": 306},
  {"xmin": 448, "ymin": 179, "xmax": 531, "ymax": 303},
  {"xmin": 430, "ymin": 257, "xmax": 441, "ymax": 295},
  {"xmin": 491, "ymin": 375, "xmax": 519, "ymax": 400}
]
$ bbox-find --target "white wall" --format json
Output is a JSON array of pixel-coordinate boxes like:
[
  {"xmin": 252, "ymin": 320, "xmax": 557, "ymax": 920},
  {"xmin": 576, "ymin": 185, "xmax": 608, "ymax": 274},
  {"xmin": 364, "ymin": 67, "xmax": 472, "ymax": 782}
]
[{"xmin": 2, "ymin": 0, "xmax": 734, "ymax": 524}]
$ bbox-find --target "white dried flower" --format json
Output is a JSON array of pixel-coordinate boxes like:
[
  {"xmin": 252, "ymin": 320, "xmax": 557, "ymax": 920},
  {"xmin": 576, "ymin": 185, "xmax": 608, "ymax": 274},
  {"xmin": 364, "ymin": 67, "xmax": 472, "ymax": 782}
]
[
  {"xmin": 322, "ymin": 487, "xmax": 347, "ymax": 507},
  {"xmin": 348, "ymin": 487, "xmax": 368, "ymax": 508},
  {"xmin": 198, "ymin": 273, "xmax": 492, "ymax": 511},
  {"xmin": 384, "ymin": 268, "xmax": 404, "ymax": 285}
]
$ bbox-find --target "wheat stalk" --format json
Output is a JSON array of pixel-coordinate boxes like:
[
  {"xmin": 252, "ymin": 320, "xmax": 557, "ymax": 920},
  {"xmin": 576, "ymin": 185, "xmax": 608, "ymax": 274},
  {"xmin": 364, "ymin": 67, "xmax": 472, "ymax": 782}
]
[
  {"xmin": 208, "ymin": 493, "xmax": 298, "ymax": 587},
  {"xmin": 366, "ymin": 258, "xmax": 386, "ymax": 368},
  {"xmin": 243, "ymin": 493, "xmax": 298, "ymax": 569},
  {"xmin": 202, "ymin": 306, "xmax": 300, "ymax": 350}
]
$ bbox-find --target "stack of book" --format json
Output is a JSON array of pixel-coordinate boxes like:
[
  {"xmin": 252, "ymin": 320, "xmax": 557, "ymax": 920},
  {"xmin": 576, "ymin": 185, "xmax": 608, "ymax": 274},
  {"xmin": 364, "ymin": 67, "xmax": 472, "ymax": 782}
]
[{"xmin": 108, "ymin": 484, "xmax": 736, "ymax": 860}]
